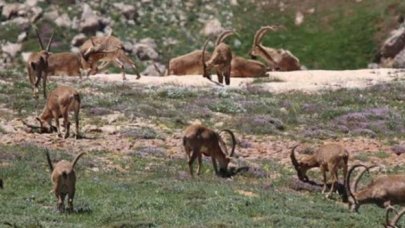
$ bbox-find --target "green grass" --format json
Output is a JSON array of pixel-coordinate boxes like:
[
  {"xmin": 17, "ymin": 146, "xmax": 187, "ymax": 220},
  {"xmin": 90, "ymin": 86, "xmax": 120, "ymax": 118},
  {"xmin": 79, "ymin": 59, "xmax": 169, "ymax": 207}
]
[{"xmin": 1, "ymin": 144, "xmax": 404, "ymax": 227}]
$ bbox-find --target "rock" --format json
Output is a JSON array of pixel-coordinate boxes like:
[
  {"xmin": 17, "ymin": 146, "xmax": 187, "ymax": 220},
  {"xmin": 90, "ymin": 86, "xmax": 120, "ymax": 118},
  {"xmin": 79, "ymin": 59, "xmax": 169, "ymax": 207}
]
[
  {"xmin": 101, "ymin": 125, "xmax": 119, "ymax": 134},
  {"xmin": 112, "ymin": 2, "xmax": 137, "ymax": 20},
  {"xmin": 139, "ymin": 38, "xmax": 157, "ymax": 49},
  {"xmin": 380, "ymin": 26, "xmax": 405, "ymax": 59},
  {"xmin": 141, "ymin": 62, "xmax": 166, "ymax": 76},
  {"xmin": 30, "ymin": 6, "xmax": 42, "ymax": 22},
  {"xmin": 393, "ymin": 48, "xmax": 405, "ymax": 68},
  {"xmin": 43, "ymin": 9, "xmax": 59, "ymax": 21},
  {"xmin": 230, "ymin": 0, "xmax": 238, "ymax": 6},
  {"xmin": 103, "ymin": 113, "xmax": 124, "ymax": 124},
  {"xmin": 2, "ymin": 3, "xmax": 22, "ymax": 19},
  {"xmin": 17, "ymin": 32, "xmax": 27, "ymax": 42},
  {"xmin": 133, "ymin": 43, "xmax": 159, "ymax": 61},
  {"xmin": 295, "ymin": 11, "xmax": 304, "ymax": 26},
  {"xmin": 201, "ymin": 18, "xmax": 223, "ymax": 37},
  {"xmin": 25, "ymin": 0, "xmax": 38, "ymax": 7},
  {"xmin": 6, "ymin": 17, "xmax": 31, "ymax": 29},
  {"xmin": 21, "ymin": 52, "xmax": 32, "ymax": 63},
  {"xmin": 392, "ymin": 144, "xmax": 405, "ymax": 155},
  {"xmin": 55, "ymin": 13, "xmax": 71, "ymax": 28},
  {"xmin": 71, "ymin": 33, "xmax": 87, "ymax": 47},
  {"xmin": 79, "ymin": 3, "xmax": 109, "ymax": 33},
  {"xmin": 1, "ymin": 42, "xmax": 22, "ymax": 58}
]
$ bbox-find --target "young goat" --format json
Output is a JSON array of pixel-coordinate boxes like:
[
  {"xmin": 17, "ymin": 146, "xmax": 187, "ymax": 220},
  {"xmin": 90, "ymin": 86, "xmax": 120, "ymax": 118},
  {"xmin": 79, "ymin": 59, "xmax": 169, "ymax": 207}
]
[
  {"xmin": 346, "ymin": 164, "xmax": 405, "ymax": 212},
  {"xmin": 27, "ymin": 29, "xmax": 54, "ymax": 98},
  {"xmin": 290, "ymin": 143, "xmax": 349, "ymax": 198},
  {"xmin": 46, "ymin": 150, "xmax": 86, "ymax": 212},
  {"xmin": 36, "ymin": 86, "xmax": 81, "ymax": 139},
  {"xmin": 182, "ymin": 124, "xmax": 236, "ymax": 177},
  {"xmin": 202, "ymin": 30, "xmax": 234, "ymax": 85}
]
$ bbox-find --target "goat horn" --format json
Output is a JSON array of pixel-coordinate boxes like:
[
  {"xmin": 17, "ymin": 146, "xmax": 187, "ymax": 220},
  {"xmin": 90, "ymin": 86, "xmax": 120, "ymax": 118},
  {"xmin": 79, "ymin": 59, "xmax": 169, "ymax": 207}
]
[
  {"xmin": 219, "ymin": 129, "xmax": 236, "ymax": 157},
  {"xmin": 215, "ymin": 30, "xmax": 235, "ymax": 46},
  {"xmin": 46, "ymin": 32, "xmax": 54, "ymax": 52},
  {"xmin": 346, "ymin": 164, "xmax": 371, "ymax": 207},
  {"xmin": 385, "ymin": 206, "xmax": 399, "ymax": 227},
  {"xmin": 201, "ymin": 39, "xmax": 209, "ymax": 78},
  {"xmin": 391, "ymin": 207, "xmax": 405, "ymax": 227},
  {"xmin": 34, "ymin": 28, "xmax": 44, "ymax": 50}
]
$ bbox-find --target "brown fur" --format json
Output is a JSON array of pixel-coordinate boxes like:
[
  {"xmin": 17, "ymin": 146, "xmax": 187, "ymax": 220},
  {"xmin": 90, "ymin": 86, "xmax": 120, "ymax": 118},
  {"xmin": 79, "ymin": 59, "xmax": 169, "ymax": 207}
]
[
  {"xmin": 36, "ymin": 86, "xmax": 81, "ymax": 139},
  {"xmin": 46, "ymin": 150, "xmax": 86, "ymax": 212},
  {"xmin": 167, "ymin": 50, "xmax": 212, "ymax": 76},
  {"xmin": 80, "ymin": 35, "xmax": 141, "ymax": 80},
  {"xmin": 27, "ymin": 29, "xmax": 54, "ymax": 98},
  {"xmin": 182, "ymin": 124, "xmax": 236, "ymax": 177},
  {"xmin": 250, "ymin": 26, "xmax": 301, "ymax": 71},
  {"xmin": 230, "ymin": 55, "xmax": 267, "ymax": 78},
  {"xmin": 47, "ymin": 52, "xmax": 91, "ymax": 77},
  {"xmin": 291, "ymin": 143, "xmax": 349, "ymax": 198},
  {"xmin": 346, "ymin": 165, "xmax": 405, "ymax": 212},
  {"xmin": 202, "ymin": 30, "xmax": 234, "ymax": 85}
]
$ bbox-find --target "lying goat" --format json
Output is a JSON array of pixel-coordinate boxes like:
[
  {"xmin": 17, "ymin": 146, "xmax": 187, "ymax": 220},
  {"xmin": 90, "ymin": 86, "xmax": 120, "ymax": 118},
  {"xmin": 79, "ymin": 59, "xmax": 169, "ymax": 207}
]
[
  {"xmin": 346, "ymin": 164, "xmax": 405, "ymax": 212},
  {"xmin": 46, "ymin": 150, "xmax": 86, "ymax": 212},
  {"xmin": 290, "ymin": 143, "xmax": 349, "ymax": 198},
  {"xmin": 27, "ymin": 29, "xmax": 54, "ymax": 98},
  {"xmin": 36, "ymin": 86, "xmax": 81, "ymax": 139},
  {"xmin": 202, "ymin": 30, "xmax": 234, "ymax": 85},
  {"xmin": 230, "ymin": 55, "xmax": 267, "ymax": 78},
  {"xmin": 47, "ymin": 52, "xmax": 91, "ymax": 77},
  {"xmin": 183, "ymin": 124, "xmax": 236, "ymax": 177},
  {"xmin": 166, "ymin": 50, "xmax": 211, "ymax": 76}
]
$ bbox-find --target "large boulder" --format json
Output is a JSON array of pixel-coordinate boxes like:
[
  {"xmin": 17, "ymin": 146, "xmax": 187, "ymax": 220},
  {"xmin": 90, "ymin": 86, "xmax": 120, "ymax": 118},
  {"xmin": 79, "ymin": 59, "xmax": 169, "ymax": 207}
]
[
  {"xmin": 79, "ymin": 3, "xmax": 110, "ymax": 33},
  {"xmin": 393, "ymin": 48, "xmax": 405, "ymax": 68},
  {"xmin": 141, "ymin": 62, "xmax": 166, "ymax": 76},
  {"xmin": 1, "ymin": 42, "xmax": 22, "ymax": 58},
  {"xmin": 380, "ymin": 26, "xmax": 405, "ymax": 59},
  {"xmin": 112, "ymin": 3, "xmax": 138, "ymax": 20},
  {"xmin": 201, "ymin": 18, "xmax": 223, "ymax": 37},
  {"xmin": 133, "ymin": 38, "xmax": 159, "ymax": 61}
]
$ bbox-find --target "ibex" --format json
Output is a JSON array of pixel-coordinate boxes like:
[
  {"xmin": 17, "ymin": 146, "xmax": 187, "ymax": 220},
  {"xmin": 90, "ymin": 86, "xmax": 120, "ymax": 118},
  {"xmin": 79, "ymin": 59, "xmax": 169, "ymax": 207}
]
[
  {"xmin": 80, "ymin": 35, "xmax": 141, "ymax": 80},
  {"xmin": 166, "ymin": 50, "xmax": 211, "ymax": 76},
  {"xmin": 27, "ymin": 29, "xmax": 54, "ymax": 98},
  {"xmin": 36, "ymin": 86, "xmax": 81, "ymax": 139},
  {"xmin": 385, "ymin": 206, "xmax": 405, "ymax": 228},
  {"xmin": 290, "ymin": 143, "xmax": 349, "ymax": 198},
  {"xmin": 47, "ymin": 52, "xmax": 91, "ymax": 77},
  {"xmin": 202, "ymin": 30, "xmax": 234, "ymax": 85},
  {"xmin": 346, "ymin": 164, "xmax": 405, "ymax": 212},
  {"xmin": 46, "ymin": 150, "xmax": 86, "ymax": 212},
  {"xmin": 230, "ymin": 56, "xmax": 267, "ymax": 78},
  {"xmin": 250, "ymin": 26, "xmax": 301, "ymax": 71},
  {"xmin": 183, "ymin": 124, "xmax": 236, "ymax": 177}
]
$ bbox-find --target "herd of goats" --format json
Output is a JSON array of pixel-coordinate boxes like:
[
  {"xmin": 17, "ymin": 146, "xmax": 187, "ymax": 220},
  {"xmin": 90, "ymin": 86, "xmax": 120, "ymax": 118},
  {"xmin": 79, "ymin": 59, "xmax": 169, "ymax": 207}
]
[{"xmin": 1, "ymin": 25, "xmax": 404, "ymax": 227}]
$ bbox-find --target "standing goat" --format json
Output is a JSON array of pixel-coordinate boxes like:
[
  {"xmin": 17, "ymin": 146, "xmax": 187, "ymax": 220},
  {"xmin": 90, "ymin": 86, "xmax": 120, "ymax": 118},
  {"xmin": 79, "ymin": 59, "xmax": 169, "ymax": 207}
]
[
  {"xmin": 249, "ymin": 26, "xmax": 301, "ymax": 71},
  {"xmin": 80, "ymin": 35, "xmax": 141, "ymax": 80},
  {"xmin": 27, "ymin": 29, "xmax": 54, "ymax": 98},
  {"xmin": 290, "ymin": 143, "xmax": 349, "ymax": 198},
  {"xmin": 202, "ymin": 30, "xmax": 234, "ymax": 85},
  {"xmin": 46, "ymin": 150, "xmax": 86, "ymax": 212},
  {"xmin": 346, "ymin": 164, "xmax": 405, "ymax": 212},
  {"xmin": 36, "ymin": 86, "xmax": 81, "ymax": 139},
  {"xmin": 166, "ymin": 50, "xmax": 211, "ymax": 76},
  {"xmin": 183, "ymin": 124, "xmax": 236, "ymax": 177},
  {"xmin": 47, "ymin": 52, "xmax": 91, "ymax": 78}
]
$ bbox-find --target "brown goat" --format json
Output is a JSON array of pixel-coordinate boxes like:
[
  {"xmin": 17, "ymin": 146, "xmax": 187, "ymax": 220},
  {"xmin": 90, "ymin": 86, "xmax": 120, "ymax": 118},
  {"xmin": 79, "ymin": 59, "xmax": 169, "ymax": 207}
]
[
  {"xmin": 290, "ymin": 143, "xmax": 349, "ymax": 198},
  {"xmin": 202, "ymin": 30, "xmax": 234, "ymax": 85},
  {"xmin": 230, "ymin": 55, "xmax": 267, "ymax": 78},
  {"xmin": 182, "ymin": 124, "xmax": 236, "ymax": 177},
  {"xmin": 250, "ymin": 26, "xmax": 301, "ymax": 71},
  {"xmin": 166, "ymin": 50, "xmax": 212, "ymax": 76},
  {"xmin": 46, "ymin": 150, "xmax": 86, "ymax": 212},
  {"xmin": 385, "ymin": 206, "xmax": 405, "ymax": 228},
  {"xmin": 80, "ymin": 35, "xmax": 141, "ymax": 80},
  {"xmin": 346, "ymin": 164, "xmax": 405, "ymax": 212},
  {"xmin": 36, "ymin": 86, "xmax": 80, "ymax": 139},
  {"xmin": 47, "ymin": 52, "xmax": 91, "ymax": 77},
  {"xmin": 27, "ymin": 29, "xmax": 54, "ymax": 98}
]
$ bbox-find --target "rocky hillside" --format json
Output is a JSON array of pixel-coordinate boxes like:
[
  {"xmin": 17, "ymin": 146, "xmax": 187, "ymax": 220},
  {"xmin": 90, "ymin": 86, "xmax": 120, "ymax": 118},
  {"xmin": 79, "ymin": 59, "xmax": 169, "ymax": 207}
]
[{"xmin": 1, "ymin": 0, "xmax": 405, "ymax": 72}]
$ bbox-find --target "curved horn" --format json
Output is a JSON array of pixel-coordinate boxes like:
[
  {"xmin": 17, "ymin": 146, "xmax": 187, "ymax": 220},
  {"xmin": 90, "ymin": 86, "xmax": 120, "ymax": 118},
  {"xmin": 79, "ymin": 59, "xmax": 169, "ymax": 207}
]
[
  {"xmin": 21, "ymin": 119, "xmax": 41, "ymax": 130},
  {"xmin": 219, "ymin": 129, "xmax": 236, "ymax": 157},
  {"xmin": 352, "ymin": 165, "xmax": 378, "ymax": 192},
  {"xmin": 390, "ymin": 208, "xmax": 405, "ymax": 227},
  {"xmin": 34, "ymin": 28, "xmax": 44, "ymax": 50},
  {"xmin": 45, "ymin": 149, "xmax": 54, "ymax": 172},
  {"xmin": 215, "ymin": 30, "xmax": 235, "ymax": 46},
  {"xmin": 386, "ymin": 206, "xmax": 399, "ymax": 227},
  {"xmin": 201, "ymin": 39, "xmax": 209, "ymax": 78},
  {"xmin": 71, "ymin": 152, "xmax": 86, "ymax": 169},
  {"xmin": 346, "ymin": 164, "xmax": 370, "ymax": 207},
  {"xmin": 290, "ymin": 144, "xmax": 301, "ymax": 175},
  {"xmin": 46, "ymin": 32, "xmax": 54, "ymax": 52}
]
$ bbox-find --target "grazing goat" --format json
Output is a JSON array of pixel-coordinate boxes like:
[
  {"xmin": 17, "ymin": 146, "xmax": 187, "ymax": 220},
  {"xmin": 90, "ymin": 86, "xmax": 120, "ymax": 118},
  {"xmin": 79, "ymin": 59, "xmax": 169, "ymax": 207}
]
[
  {"xmin": 47, "ymin": 52, "xmax": 91, "ymax": 77},
  {"xmin": 249, "ymin": 26, "xmax": 301, "ymax": 71},
  {"xmin": 202, "ymin": 30, "xmax": 234, "ymax": 85},
  {"xmin": 183, "ymin": 124, "xmax": 236, "ymax": 177},
  {"xmin": 36, "ymin": 86, "xmax": 81, "ymax": 139},
  {"xmin": 290, "ymin": 143, "xmax": 349, "ymax": 198},
  {"xmin": 230, "ymin": 55, "xmax": 267, "ymax": 78},
  {"xmin": 27, "ymin": 29, "xmax": 54, "ymax": 98},
  {"xmin": 80, "ymin": 35, "xmax": 141, "ymax": 80},
  {"xmin": 46, "ymin": 150, "xmax": 86, "ymax": 212},
  {"xmin": 166, "ymin": 50, "xmax": 211, "ymax": 76},
  {"xmin": 385, "ymin": 206, "xmax": 405, "ymax": 228},
  {"xmin": 346, "ymin": 164, "xmax": 405, "ymax": 212}
]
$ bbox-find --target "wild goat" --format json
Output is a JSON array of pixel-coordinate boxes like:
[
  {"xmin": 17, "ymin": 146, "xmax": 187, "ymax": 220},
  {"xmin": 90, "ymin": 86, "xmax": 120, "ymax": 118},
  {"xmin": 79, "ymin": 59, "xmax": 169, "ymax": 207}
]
[
  {"xmin": 80, "ymin": 35, "xmax": 141, "ymax": 80},
  {"xmin": 166, "ymin": 50, "xmax": 211, "ymax": 76},
  {"xmin": 27, "ymin": 29, "xmax": 54, "ymax": 98},
  {"xmin": 202, "ymin": 30, "xmax": 234, "ymax": 85},
  {"xmin": 36, "ymin": 86, "xmax": 81, "ymax": 139},
  {"xmin": 250, "ymin": 26, "xmax": 301, "ymax": 71},
  {"xmin": 385, "ymin": 206, "xmax": 405, "ymax": 228},
  {"xmin": 290, "ymin": 143, "xmax": 349, "ymax": 198},
  {"xmin": 46, "ymin": 150, "xmax": 86, "ymax": 212},
  {"xmin": 47, "ymin": 52, "xmax": 91, "ymax": 77},
  {"xmin": 346, "ymin": 164, "xmax": 405, "ymax": 212},
  {"xmin": 230, "ymin": 55, "xmax": 267, "ymax": 78},
  {"xmin": 182, "ymin": 124, "xmax": 236, "ymax": 177}
]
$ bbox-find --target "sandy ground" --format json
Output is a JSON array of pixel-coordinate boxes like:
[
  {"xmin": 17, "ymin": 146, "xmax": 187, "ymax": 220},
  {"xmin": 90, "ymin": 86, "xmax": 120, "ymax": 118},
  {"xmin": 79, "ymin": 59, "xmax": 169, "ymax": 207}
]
[{"xmin": 1, "ymin": 69, "xmax": 405, "ymax": 169}]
